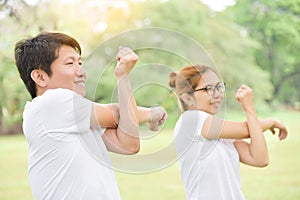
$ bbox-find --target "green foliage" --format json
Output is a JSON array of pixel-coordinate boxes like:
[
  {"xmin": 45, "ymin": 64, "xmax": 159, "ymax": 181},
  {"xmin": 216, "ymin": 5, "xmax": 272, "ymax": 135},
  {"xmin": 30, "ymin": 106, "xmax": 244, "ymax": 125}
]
[
  {"xmin": 230, "ymin": 0, "xmax": 300, "ymax": 105},
  {"xmin": 0, "ymin": 0, "xmax": 298, "ymax": 130}
]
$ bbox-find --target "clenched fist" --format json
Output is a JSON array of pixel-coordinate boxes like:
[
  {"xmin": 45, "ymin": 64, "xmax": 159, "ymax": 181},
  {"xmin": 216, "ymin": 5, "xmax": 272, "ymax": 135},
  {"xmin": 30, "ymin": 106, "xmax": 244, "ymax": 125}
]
[{"xmin": 114, "ymin": 46, "xmax": 138, "ymax": 78}]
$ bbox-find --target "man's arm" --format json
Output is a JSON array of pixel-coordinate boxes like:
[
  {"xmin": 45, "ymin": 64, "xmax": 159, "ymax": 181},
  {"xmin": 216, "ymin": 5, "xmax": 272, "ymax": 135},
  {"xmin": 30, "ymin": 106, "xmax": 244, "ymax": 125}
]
[
  {"xmin": 91, "ymin": 103, "xmax": 167, "ymax": 130},
  {"xmin": 100, "ymin": 47, "xmax": 139, "ymax": 154}
]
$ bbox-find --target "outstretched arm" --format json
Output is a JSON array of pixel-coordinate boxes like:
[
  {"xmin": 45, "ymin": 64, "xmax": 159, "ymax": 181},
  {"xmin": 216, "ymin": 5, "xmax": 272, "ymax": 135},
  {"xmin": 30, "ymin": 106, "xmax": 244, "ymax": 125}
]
[
  {"xmin": 91, "ymin": 103, "xmax": 167, "ymax": 131},
  {"xmin": 202, "ymin": 114, "xmax": 288, "ymax": 140}
]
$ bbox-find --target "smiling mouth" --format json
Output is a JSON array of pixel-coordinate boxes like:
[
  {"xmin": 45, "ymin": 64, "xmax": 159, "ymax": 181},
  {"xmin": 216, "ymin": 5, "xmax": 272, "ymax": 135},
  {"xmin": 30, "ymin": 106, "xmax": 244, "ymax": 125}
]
[
  {"xmin": 75, "ymin": 81, "xmax": 85, "ymax": 87},
  {"xmin": 211, "ymin": 101, "xmax": 221, "ymax": 105}
]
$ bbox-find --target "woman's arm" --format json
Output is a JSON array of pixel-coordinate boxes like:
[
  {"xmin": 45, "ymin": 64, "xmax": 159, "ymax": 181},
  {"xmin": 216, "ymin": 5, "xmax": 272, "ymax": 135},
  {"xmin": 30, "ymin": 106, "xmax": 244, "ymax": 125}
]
[
  {"xmin": 202, "ymin": 85, "xmax": 288, "ymax": 167},
  {"xmin": 201, "ymin": 117, "xmax": 287, "ymax": 140},
  {"xmin": 234, "ymin": 85, "xmax": 268, "ymax": 167}
]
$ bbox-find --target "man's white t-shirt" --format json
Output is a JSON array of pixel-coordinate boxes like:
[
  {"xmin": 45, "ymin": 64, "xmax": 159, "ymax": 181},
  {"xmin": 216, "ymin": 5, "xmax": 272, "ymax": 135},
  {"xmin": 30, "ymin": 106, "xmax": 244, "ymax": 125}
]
[
  {"xmin": 174, "ymin": 110, "xmax": 246, "ymax": 200},
  {"xmin": 23, "ymin": 88, "xmax": 121, "ymax": 200}
]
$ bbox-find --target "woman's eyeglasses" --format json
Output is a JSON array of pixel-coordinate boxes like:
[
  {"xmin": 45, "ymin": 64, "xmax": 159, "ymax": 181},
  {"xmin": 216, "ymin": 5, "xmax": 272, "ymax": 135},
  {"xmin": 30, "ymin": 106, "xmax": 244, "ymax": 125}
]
[{"xmin": 189, "ymin": 82, "xmax": 226, "ymax": 96}]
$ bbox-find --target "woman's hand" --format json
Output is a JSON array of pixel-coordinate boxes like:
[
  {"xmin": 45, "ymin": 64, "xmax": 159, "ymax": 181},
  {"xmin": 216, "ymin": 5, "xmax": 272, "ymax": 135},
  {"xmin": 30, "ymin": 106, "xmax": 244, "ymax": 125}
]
[
  {"xmin": 235, "ymin": 84, "xmax": 255, "ymax": 113},
  {"xmin": 269, "ymin": 120, "xmax": 288, "ymax": 141}
]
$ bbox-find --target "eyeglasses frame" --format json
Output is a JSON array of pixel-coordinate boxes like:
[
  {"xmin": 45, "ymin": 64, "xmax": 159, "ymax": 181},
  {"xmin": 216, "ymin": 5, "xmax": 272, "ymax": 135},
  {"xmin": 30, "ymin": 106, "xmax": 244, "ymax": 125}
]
[{"xmin": 188, "ymin": 82, "xmax": 226, "ymax": 96}]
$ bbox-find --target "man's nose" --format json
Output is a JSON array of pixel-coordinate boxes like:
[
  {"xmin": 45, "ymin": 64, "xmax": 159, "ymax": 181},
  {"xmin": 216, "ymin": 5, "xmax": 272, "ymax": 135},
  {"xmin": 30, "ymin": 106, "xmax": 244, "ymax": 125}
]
[{"xmin": 77, "ymin": 67, "xmax": 86, "ymax": 78}]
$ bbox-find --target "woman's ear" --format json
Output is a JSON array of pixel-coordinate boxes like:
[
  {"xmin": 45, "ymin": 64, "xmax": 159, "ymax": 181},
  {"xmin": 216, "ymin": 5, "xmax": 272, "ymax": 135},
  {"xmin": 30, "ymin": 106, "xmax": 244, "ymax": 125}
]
[
  {"xmin": 180, "ymin": 93, "xmax": 195, "ymax": 107},
  {"xmin": 30, "ymin": 69, "xmax": 48, "ymax": 88}
]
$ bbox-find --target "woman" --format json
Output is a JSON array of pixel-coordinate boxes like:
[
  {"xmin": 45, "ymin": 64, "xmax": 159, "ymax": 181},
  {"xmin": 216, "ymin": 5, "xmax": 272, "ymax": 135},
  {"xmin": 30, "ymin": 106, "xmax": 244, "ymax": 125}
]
[{"xmin": 169, "ymin": 64, "xmax": 288, "ymax": 200}]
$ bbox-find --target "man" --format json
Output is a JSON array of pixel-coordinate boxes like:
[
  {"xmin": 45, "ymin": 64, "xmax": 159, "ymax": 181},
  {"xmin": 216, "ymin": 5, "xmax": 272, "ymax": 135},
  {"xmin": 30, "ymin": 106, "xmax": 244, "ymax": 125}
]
[{"xmin": 14, "ymin": 32, "xmax": 167, "ymax": 199}]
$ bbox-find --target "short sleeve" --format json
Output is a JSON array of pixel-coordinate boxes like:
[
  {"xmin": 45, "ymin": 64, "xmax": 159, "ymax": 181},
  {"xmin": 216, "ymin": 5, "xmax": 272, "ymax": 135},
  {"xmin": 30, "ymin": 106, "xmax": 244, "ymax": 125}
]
[
  {"xmin": 174, "ymin": 110, "xmax": 210, "ymax": 139},
  {"xmin": 174, "ymin": 110, "xmax": 210, "ymax": 158},
  {"xmin": 40, "ymin": 89, "xmax": 93, "ymax": 133}
]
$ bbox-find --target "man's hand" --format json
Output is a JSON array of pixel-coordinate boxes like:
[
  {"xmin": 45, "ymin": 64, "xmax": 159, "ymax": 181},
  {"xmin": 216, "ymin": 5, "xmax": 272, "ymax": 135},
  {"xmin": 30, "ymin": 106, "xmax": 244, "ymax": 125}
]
[
  {"xmin": 147, "ymin": 106, "xmax": 168, "ymax": 131},
  {"xmin": 114, "ymin": 46, "xmax": 138, "ymax": 78}
]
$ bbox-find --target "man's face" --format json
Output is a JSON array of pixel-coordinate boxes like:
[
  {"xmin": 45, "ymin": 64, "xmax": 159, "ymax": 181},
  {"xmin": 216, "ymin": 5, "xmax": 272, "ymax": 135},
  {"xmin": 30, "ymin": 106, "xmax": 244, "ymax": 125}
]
[{"xmin": 47, "ymin": 45, "xmax": 86, "ymax": 96}]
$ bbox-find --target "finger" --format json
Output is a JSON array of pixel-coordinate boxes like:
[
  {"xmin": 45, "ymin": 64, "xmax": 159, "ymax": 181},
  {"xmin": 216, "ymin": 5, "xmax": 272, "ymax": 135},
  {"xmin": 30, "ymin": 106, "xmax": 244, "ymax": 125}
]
[
  {"xmin": 281, "ymin": 130, "xmax": 288, "ymax": 140},
  {"xmin": 236, "ymin": 92, "xmax": 242, "ymax": 102},
  {"xmin": 278, "ymin": 131, "xmax": 282, "ymax": 140},
  {"xmin": 270, "ymin": 128, "xmax": 276, "ymax": 135},
  {"xmin": 279, "ymin": 130, "xmax": 286, "ymax": 140},
  {"xmin": 147, "ymin": 121, "xmax": 159, "ymax": 131},
  {"xmin": 240, "ymin": 84, "xmax": 250, "ymax": 90},
  {"xmin": 158, "ymin": 112, "xmax": 168, "ymax": 125},
  {"xmin": 279, "ymin": 132, "xmax": 285, "ymax": 141},
  {"xmin": 118, "ymin": 46, "xmax": 133, "ymax": 55}
]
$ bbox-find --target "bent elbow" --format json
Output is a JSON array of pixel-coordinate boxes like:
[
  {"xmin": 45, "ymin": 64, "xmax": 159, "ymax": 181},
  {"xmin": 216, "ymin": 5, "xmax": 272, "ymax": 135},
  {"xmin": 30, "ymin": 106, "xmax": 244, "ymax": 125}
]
[
  {"xmin": 132, "ymin": 145, "xmax": 140, "ymax": 154},
  {"xmin": 257, "ymin": 159, "xmax": 269, "ymax": 168},
  {"xmin": 127, "ymin": 144, "xmax": 140, "ymax": 154},
  {"xmin": 261, "ymin": 160, "xmax": 269, "ymax": 167}
]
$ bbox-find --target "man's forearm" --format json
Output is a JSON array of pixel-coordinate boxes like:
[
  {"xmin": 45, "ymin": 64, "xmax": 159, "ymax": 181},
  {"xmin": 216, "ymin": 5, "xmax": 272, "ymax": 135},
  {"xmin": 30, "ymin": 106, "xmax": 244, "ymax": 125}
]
[
  {"xmin": 115, "ymin": 75, "xmax": 139, "ymax": 153},
  {"xmin": 107, "ymin": 104, "xmax": 154, "ymax": 124}
]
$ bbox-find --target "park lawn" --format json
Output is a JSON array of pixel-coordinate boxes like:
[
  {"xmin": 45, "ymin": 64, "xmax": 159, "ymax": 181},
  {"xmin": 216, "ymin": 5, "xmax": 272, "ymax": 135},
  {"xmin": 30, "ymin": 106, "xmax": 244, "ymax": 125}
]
[
  {"xmin": 239, "ymin": 111, "xmax": 300, "ymax": 200},
  {"xmin": 0, "ymin": 110, "xmax": 299, "ymax": 200},
  {"xmin": 0, "ymin": 135, "xmax": 32, "ymax": 200}
]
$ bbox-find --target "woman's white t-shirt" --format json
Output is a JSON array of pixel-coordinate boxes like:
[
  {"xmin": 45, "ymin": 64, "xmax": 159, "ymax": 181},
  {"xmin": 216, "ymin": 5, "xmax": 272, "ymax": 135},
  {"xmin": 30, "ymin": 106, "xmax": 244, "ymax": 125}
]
[
  {"xmin": 23, "ymin": 89, "xmax": 121, "ymax": 200},
  {"xmin": 174, "ymin": 110, "xmax": 246, "ymax": 200}
]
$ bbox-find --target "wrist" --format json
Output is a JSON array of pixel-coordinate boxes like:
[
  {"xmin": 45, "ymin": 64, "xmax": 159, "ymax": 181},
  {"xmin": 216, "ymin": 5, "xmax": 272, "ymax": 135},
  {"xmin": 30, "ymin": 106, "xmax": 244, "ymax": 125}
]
[
  {"xmin": 114, "ymin": 63, "xmax": 132, "ymax": 79},
  {"xmin": 116, "ymin": 73, "xmax": 130, "ymax": 81},
  {"xmin": 244, "ymin": 107, "xmax": 257, "ymax": 117}
]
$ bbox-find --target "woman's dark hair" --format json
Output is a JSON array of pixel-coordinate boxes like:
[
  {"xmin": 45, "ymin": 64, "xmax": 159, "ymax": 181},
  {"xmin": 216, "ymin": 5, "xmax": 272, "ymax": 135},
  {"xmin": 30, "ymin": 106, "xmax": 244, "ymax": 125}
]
[{"xmin": 14, "ymin": 32, "xmax": 81, "ymax": 98}]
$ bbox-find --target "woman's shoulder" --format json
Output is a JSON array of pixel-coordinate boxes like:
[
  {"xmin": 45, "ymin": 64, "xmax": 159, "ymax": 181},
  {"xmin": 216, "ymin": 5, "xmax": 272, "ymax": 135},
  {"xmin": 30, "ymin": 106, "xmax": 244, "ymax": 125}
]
[
  {"xmin": 174, "ymin": 110, "xmax": 211, "ymax": 136},
  {"xmin": 181, "ymin": 110, "xmax": 211, "ymax": 118}
]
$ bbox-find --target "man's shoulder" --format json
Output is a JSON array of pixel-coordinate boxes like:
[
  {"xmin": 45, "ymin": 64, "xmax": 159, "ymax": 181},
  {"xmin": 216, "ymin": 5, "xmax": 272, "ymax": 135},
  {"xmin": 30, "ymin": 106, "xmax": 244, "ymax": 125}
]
[
  {"xmin": 39, "ymin": 88, "xmax": 82, "ymax": 103},
  {"xmin": 43, "ymin": 88, "xmax": 76, "ymax": 97},
  {"xmin": 29, "ymin": 88, "xmax": 89, "ymax": 110}
]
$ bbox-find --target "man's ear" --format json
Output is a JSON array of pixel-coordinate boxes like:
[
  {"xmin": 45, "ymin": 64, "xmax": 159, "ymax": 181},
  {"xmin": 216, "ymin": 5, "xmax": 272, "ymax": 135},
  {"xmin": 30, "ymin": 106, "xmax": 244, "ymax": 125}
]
[
  {"xmin": 180, "ymin": 93, "xmax": 195, "ymax": 106},
  {"xmin": 30, "ymin": 69, "xmax": 48, "ymax": 88}
]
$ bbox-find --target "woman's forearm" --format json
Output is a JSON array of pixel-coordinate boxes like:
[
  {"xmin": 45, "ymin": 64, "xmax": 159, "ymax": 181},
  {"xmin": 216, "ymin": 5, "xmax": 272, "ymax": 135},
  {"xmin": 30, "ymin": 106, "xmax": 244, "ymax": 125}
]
[
  {"xmin": 259, "ymin": 118, "xmax": 276, "ymax": 132},
  {"xmin": 246, "ymin": 110, "xmax": 269, "ymax": 167}
]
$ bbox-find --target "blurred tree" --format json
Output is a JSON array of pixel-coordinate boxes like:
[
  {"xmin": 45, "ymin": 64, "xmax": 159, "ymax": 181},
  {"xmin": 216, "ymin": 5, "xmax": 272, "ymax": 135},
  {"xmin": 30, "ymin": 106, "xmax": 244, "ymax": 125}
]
[
  {"xmin": 0, "ymin": 0, "xmax": 31, "ymax": 131},
  {"xmin": 139, "ymin": 0, "xmax": 272, "ymax": 109},
  {"xmin": 230, "ymin": 0, "xmax": 300, "ymax": 107},
  {"xmin": 1, "ymin": 0, "xmax": 292, "ymax": 133}
]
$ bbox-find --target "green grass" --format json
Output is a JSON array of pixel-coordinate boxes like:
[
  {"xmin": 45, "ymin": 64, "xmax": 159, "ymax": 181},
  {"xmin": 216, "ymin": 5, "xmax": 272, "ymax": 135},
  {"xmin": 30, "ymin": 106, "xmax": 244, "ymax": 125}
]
[
  {"xmin": 239, "ymin": 111, "xmax": 300, "ymax": 200},
  {"xmin": 0, "ymin": 135, "xmax": 32, "ymax": 200},
  {"xmin": 0, "ymin": 110, "xmax": 299, "ymax": 199}
]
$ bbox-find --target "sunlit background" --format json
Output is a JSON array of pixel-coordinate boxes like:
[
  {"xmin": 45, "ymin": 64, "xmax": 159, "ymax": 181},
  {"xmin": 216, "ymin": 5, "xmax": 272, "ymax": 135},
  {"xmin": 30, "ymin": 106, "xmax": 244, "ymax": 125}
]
[{"xmin": 0, "ymin": 0, "xmax": 300, "ymax": 199}]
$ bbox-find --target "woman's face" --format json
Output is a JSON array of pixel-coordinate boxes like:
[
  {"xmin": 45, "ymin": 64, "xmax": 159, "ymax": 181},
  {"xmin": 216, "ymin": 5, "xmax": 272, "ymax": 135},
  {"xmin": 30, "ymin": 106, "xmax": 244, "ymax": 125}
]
[{"xmin": 192, "ymin": 70, "xmax": 225, "ymax": 114}]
